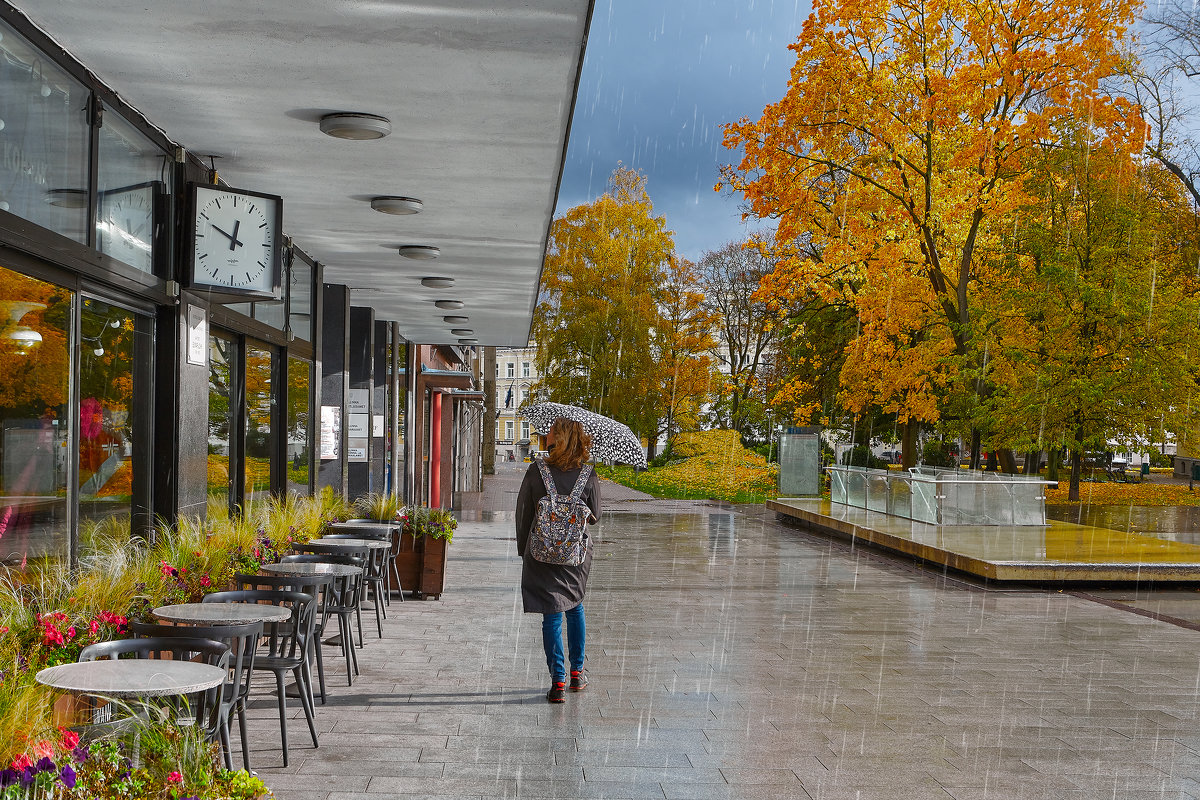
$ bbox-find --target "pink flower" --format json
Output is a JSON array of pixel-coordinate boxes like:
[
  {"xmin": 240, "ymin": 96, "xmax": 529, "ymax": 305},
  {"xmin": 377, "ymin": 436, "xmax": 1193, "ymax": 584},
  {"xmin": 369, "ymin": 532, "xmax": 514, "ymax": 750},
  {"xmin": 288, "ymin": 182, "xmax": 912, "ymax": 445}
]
[
  {"xmin": 89, "ymin": 620, "xmax": 100, "ymax": 636},
  {"xmin": 168, "ymin": 771, "xmax": 183, "ymax": 783},
  {"xmin": 200, "ymin": 576, "xmax": 211, "ymax": 588},
  {"xmin": 32, "ymin": 741, "xmax": 52, "ymax": 760},
  {"xmin": 65, "ymin": 626, "xmax": 76, "ymax": 640},
  {"xmin": 11, "ymin": 754, "xmax": 32, "ymax": 771},
  {"xmin": 58, "ymin": 728, "xmax": 80, "ymax": 751}
]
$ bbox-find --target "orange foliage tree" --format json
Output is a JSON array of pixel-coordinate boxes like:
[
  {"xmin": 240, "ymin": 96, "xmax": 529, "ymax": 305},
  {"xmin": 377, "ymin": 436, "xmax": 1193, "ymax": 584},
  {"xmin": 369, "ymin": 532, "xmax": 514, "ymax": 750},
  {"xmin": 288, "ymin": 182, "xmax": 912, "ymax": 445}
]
[
  {"xmin": 649, "ymin": 257, "xmax": 716, "ymax": 444},
  {"xmin": 720, "ymin": 0, "xmax": 1144, "ymax": 466}
]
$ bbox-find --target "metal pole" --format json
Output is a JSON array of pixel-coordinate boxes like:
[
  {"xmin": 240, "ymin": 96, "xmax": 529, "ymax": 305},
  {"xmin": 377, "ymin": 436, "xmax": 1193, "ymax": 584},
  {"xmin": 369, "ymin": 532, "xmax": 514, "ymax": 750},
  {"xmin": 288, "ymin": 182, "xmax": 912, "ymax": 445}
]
[
  {"xmin": 389, "ymin": 322, "xmax": 401, "ymax": 500},
  {"xmin": 404, "ymin": 343, "xmax": 418, "ymax": 506}
]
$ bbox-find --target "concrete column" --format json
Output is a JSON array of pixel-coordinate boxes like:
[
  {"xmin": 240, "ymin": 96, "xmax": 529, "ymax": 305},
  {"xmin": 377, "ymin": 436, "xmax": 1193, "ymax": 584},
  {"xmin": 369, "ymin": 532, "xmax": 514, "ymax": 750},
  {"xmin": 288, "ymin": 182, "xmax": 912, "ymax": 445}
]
[
  {"xmin": 317, "ymin": 284, "xmax": 349, "ymax": 496},
  {"xmin": 346, "ymin": 306, "xmax": 375, "ymax": 499}
]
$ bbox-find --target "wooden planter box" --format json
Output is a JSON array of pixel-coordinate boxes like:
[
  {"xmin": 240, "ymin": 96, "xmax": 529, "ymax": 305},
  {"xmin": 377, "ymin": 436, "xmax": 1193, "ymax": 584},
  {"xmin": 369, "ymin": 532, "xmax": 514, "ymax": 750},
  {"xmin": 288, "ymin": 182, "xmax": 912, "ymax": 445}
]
[{"xmin": 390, "ymin": 533, "xmax": 448, "ymax": 600}]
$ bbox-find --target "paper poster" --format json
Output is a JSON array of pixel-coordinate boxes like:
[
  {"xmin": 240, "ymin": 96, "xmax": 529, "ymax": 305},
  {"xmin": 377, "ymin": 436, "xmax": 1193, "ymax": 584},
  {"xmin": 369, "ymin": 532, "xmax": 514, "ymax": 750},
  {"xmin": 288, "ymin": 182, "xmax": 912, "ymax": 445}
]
[
  {"xmin": 186, "ymin": 305, "xmax": 207, "ymax": 366},
  {"xmin": 319, "ymin": 406, "xmax": 341, "ymax": 460},
  {"xmin": 372, "ymin": 415, "xmax": 385, "ymax": 437},
  {"xmin": 348, "ymin": 389, "xmax": 369, "ymax": 414}
]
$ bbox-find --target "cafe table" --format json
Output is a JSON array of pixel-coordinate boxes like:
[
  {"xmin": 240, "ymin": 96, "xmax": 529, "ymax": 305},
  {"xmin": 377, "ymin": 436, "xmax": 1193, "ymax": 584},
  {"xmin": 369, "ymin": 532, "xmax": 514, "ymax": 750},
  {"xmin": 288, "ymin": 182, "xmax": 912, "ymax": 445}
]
[
  {"xmin": 37, "ymin": 660, "xmax": 226, "ymax": 698},
  {"xmin": 151, "ymin": 602, "xmax": 291, "ymax": 626},
  {"xmin": 262, "ymin": 561, "xmax": 361, "ymax": 578},
  {"xmin": 312, "ymin": 537, "xmax": 390, "ymax": 551}
]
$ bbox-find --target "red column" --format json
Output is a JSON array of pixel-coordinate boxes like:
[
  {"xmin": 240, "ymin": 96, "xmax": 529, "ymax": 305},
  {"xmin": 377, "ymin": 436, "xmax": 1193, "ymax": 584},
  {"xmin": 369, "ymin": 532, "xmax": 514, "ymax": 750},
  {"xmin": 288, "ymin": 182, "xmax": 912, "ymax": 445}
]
[{"xmin": 429, "ymin": 392, "xmax": 442, "ymax": 508}]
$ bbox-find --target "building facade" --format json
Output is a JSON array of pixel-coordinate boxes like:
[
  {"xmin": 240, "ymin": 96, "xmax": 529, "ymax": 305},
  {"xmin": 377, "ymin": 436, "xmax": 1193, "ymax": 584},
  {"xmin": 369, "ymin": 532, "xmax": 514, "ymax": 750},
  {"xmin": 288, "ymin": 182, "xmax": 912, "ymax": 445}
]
[{"xmin": 494, "ymin": 345, "xmax": 540, "ymax": 462}]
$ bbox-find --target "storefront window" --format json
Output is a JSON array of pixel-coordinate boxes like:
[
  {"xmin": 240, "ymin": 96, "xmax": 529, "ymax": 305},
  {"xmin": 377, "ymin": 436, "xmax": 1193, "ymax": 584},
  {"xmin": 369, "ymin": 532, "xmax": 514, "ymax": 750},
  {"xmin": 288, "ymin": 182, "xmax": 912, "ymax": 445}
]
[
  {"xmin": 95, "ymin": 108, "xmax": 170, "ymax": 275},
  {"xmin": 207, "ymin": 331, "xmax": 237, "ymax": 517},
  {"xmin": 286, "ymin": 356, "xmax": 311, "ymax": 495},
  {"xmin": 0, "ymin": 19, "xmax": 90, "ymax": 243},
  {"xmin": 244, "ymin": 343, "xmax": 274, "ymax": 505},
  {"xmin": 77, "ymin": 299, "xmax": 145, "ymax": 546},
  {"xmin": 0, "ymin": 265, "xmax": 72, "ymax": 565},
  {"xmin": 288, "ymin": 255, "xmax": 312, "ymax": 342}
]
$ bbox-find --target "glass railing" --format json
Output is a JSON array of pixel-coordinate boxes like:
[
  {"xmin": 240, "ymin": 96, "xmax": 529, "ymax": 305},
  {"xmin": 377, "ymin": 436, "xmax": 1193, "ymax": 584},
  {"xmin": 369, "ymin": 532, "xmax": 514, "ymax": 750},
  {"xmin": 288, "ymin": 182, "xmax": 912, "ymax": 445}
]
[{"xmin": 827, "ymin": 465, "xmax": 1054, "ymax": 525}]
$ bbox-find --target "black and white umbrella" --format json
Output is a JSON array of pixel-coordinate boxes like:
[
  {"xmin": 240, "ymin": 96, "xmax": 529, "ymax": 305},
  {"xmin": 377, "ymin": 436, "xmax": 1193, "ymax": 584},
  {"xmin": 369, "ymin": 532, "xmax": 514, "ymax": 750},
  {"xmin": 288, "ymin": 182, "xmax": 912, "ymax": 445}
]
[{"xmin": 523, "ymin": 402, "xmax": 647, "ymax": 468}]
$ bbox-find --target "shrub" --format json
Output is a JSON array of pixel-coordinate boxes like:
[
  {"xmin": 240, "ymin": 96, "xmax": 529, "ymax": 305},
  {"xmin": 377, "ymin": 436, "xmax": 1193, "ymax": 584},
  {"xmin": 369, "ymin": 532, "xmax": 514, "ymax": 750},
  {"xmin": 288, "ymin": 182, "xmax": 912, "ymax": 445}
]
[{"xmin": 920, "ymin": 439, "xmax": 957, "ymax": 468}]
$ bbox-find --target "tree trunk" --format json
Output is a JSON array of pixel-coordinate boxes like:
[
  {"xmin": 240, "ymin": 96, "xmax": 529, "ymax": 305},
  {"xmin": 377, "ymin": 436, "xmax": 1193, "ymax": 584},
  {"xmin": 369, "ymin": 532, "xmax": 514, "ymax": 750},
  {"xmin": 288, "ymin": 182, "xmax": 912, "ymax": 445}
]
[
  {"xmin": 1022, "ymin": 450, "xmax": 1037, "ymax": 475},
  {"xmin": 901, "ymin": 419, "xmax": 918, "ymax": 468},
  {"xmin": 985, "ymin": 449, "xmax": 998, "ymax": 472},
  {"xmin": 1047, "ymin": 447, "xmax": 1060, "ymax": 483},
  {"xmin": 1069, "ymin": 447, "xmax": 1082, "ymax": 501},
  {"xmin": 969, "ymin": 428, "xmax": 982, "ymax": 471},
  {"xmin": 996, "ymin": 448, "xmax": 1018, "ymax": 475}
]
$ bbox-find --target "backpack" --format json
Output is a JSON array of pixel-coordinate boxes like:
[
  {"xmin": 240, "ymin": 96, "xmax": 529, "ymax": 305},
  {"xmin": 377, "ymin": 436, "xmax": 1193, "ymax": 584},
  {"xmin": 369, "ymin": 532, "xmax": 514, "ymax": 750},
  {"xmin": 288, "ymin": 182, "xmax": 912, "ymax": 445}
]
[{"xmin": 530, "ymin": 459, "xmax": 593, "ymax": 566}]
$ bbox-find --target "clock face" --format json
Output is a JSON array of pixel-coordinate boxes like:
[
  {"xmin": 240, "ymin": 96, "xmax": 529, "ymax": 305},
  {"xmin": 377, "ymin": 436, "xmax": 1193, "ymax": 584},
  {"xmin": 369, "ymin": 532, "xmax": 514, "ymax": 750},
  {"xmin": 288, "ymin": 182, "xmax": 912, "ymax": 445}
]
[
  {"xmin": 98, "ymin": 182, "xmax": 158, "ymax": 273},
  {"xmin": 190, "ymin": 184, "xmax": 282, "ymax": 297}
]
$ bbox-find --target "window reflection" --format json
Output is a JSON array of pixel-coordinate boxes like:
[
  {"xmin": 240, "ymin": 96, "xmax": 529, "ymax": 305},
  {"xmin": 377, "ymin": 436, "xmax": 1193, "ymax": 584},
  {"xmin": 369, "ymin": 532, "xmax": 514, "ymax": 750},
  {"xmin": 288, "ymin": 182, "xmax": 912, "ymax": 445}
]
[
  {"xmin": 287, "ymin": 356, "xmax": 311, "ymax": 495},
  {"xmin": 288, "ymin": 257, "xmax": 312, "ymax": 342},
  {"xmin": 207, "ymin": 332, "xmax": 237, "ymax": 518},
  {"xmin": 0, "ymin": 19, "xmax": 90, "ymax": 243},
  {"xmin": 0, "ymin": 265, "xmax": 72, "ymax": 565},
  {"xmin": 78, "ymin": 300, "xmax": 145, "ymax": 548},
  {"xmin": 245, "ymin": 344, "xmax": 274, "ymax": 505},
  {"xmin": 96, "ymin": 109, "xmax": 170, "ymax": 275}
]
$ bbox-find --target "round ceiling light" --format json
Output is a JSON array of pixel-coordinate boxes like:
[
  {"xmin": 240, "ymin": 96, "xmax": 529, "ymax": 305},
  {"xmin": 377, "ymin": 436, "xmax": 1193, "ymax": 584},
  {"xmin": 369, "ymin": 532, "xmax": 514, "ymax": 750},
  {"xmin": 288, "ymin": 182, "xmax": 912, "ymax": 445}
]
[
  {"xmin": 458, "ymin": 338, "xmax": 479, "ymax": 345},
  {"xmin": 371, "ymin": 196, "xmax": 423, "ymax": 215},
  {"xmin": 319, "ymin": 112, "xmax": 392, "ymax": 140},
  {"xmin": 45, "ymin": 188, "xmax": 88, "ymax": 208},
  {"xmin": 442, "ymin": 315, "xmax": 469, "ymax": 324},
  {"xmin": 421, "ymin": 277, "xmax": 455, "ymax": 289},
  {"xmin": 450, "ymin": 328, "xmax": 473, "ymax": 336},
  {"xmin": 398, "ymin": 245, "xmax": 441, "ymax": 260},
  {"xmin": 434, "ymin": 299, "xmax": 464, "ymax": 310}
]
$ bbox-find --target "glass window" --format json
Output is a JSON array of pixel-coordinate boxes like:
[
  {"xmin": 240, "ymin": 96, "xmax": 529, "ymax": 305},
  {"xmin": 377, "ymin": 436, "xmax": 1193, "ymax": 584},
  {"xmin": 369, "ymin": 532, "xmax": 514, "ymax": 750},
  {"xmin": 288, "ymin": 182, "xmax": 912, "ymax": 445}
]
[
  {"xmin": 0, "ymin": 265, "xmax": 72, "ymax": 564},
  {"xmin": 520, "ymin": 386, "xmax": 529, "ymax": 404},
  {"xmin": 288, "ymin": 255, "xmax": 313, "ymax": 342},
  {"xmin": 96, "ymin": 107, "xmax": 170, "ymax": 275},
  {"xmin": 207, "ymin": 331, "xmax": 237, "ymax": 517},
  {"xmin": 0, "ymin": 20, "xmax": 90, "ymax": 243},
  {"xmin": 244, "ymin": 343, "xmax": 274, "ymax": 506},
  {"xmin": 522, "ymin": 362, "xmax": 530, "ymax": 378},
  {"xmin": 286, "ymin": 356, "xmax": 311, "ymax": 496},
  {"xmin": 252, "ymin": 300, "xmax": 284, "ymax": 330},
  {"xmin": 506, "ymin": 362, "xmax": 515, "ymax": 378},
  {"xmin": 505, "ymin": 420, "xmax": 514, "ymax": 440},
  {"xmin": 521, "ymin": 421, "xmax": 530, "ymax": 440},
  {"xmin": 78, "ymin": 299, "xmax": 149, "ymax": 548}
]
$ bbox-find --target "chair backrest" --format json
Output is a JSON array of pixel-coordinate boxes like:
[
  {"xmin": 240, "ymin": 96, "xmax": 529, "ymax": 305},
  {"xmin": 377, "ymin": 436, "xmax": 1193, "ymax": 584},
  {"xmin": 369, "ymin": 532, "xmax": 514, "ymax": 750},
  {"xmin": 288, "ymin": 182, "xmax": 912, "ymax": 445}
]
[
  {"xmin": 276, "ymin": 555, "xmax": 363, "ymax": 612},
  {"xmin": 78, "ymin": 635, "xmax": 230, "ymax": 733},
  {"xmin": 202, "ymin": 589, "xmax": 314, "ymax": 663},
  {"xmin": 324, "ymin": 528, "xmax": 391, "ymax": 541},
  {"xmin": 292, "ymin": 541, "xmax": 362, "ymax": 557},
  {"xmin": 129, "ymin": 621, "xmax": 261, "ymax": 720},
  {"xmin": 234, "ymin": 572, "xmax": 335, "ymax": 627},
  {"xmin": 313, "ymin": 538, "xmax": 386, "ymax": 577}
]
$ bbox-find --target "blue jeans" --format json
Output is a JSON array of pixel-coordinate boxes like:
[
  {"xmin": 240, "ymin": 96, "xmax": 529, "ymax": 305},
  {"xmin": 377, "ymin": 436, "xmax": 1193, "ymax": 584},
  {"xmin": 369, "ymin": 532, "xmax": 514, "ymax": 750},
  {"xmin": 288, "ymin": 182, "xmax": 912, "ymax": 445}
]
[{"xmin": 542, "ymin": 604, "xmax": 585, "ymax": 684}]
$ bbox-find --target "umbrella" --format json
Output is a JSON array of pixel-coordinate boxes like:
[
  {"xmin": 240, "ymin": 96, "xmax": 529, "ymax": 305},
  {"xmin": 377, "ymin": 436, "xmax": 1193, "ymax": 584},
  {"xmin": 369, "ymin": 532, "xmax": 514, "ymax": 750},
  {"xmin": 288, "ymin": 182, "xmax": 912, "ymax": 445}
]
[{"xmin": 523, "ymin": 402, "xmax": 647, "ymax": 468}]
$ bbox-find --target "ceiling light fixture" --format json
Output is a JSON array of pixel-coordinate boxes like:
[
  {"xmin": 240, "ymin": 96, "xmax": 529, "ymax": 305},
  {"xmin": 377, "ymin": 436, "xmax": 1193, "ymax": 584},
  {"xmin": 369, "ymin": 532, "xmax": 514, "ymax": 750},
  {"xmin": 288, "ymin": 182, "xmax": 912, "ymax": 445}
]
[
  {"xmin": 458, "ymin": 338, "xmax": 479, "ymax": 345},
  {"xmin": 442, "ymin": 315, "xmax": 469, "ymax": 324},
  {"xmin": 434, "ymin": 299, "xmax": 464, "ymax": 310},
  {"xmin": 450, "ymin": 329, "xmax": 473, "ymax": 336},
  {"xmin": 398, "ymin": 245, "xmax": 440, "ymax": 260},
  {"xmin": 371, "ymin": 196, "xmax": 423, "ymax": 215},
  {"xmin": 420, "ymin": 277, "xmax": 455, "ymax": 289},
  {"xmin": 45, "ymin": 188, "xmax": 88, "ymax": 208},
  {"xmin": 319, "ymin": 112, "xmax": 392, "ymax": 140}
]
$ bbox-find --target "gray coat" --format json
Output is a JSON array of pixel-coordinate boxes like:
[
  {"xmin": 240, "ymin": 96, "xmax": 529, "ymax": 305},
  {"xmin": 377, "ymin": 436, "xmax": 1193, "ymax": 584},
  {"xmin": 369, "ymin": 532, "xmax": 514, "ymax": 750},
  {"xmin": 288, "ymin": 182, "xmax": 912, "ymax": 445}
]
[{"xmin": 515, "ymin": 460, "xmax": 601, "ymax": 614}]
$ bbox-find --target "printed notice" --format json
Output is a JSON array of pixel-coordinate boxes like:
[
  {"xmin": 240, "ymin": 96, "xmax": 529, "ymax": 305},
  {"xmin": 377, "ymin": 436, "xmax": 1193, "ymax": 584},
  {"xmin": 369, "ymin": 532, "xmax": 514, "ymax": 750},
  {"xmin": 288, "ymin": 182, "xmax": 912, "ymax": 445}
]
[
  {"xmin": 348, "ymin": 389, "xmax": 369, "ymax": 414},
  {"xmin": 186, "ymin": 306, "xmax": 207, "ymax": 366},
  {"xmin": 348, "ymin": 414, "xmax": 369, "ymax": 437},
  {"xmin": 372, "ymin": 415, "xmax": 385, "ymax": 437},
  {"xmin": 319, "ymin": 406, "xmax": 341, "ymax": 460}
]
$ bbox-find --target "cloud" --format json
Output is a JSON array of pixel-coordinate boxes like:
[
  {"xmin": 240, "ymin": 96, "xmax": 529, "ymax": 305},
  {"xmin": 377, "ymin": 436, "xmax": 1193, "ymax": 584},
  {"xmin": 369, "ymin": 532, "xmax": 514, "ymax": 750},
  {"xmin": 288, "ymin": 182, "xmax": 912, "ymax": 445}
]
[{"xmin": 557, "ymin": 0, "xmax": 807, "ymax": 259}]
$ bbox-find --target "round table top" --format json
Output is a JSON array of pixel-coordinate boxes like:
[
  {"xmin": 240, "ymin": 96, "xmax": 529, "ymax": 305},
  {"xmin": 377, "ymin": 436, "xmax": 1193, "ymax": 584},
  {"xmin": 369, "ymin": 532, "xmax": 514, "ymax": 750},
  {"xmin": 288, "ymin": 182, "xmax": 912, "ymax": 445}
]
[
  {"xmin": 152, "ymin": 602, "xmax": 292, "ymax": 625},
  {"xmin": 262, "ymin": 561, "xmax": 361, "ymax": 577},
  {"xmin": 36, "ymin": 659, "xmax": 226, "ymax": 697},
  {"xmin": 329, "ymin": 521, "xmax": 397, "ymax": 533},
  {"xmin": 312, "ymin": 537, "xmax": 390, "ymax": 550}
]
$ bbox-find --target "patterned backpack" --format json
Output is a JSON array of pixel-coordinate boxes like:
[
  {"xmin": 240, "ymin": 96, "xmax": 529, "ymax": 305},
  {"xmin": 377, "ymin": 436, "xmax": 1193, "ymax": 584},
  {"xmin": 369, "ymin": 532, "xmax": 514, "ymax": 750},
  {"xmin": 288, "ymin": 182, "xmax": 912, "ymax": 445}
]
[{"xmin": 530, "ymin": 459, "xmax": 593, "ymax": 566}]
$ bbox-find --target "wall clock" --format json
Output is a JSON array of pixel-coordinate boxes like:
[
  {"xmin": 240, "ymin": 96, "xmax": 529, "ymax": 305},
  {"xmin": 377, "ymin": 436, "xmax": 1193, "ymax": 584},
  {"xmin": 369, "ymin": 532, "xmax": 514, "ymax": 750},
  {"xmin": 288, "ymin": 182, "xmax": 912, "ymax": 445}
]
[
  {"xmin": 186, "ymin": 183, "xmax": 283, "ymax": 299},
  {"xmin": 98, "ymin": 181, "xmax": 161, "ymax": 274}
]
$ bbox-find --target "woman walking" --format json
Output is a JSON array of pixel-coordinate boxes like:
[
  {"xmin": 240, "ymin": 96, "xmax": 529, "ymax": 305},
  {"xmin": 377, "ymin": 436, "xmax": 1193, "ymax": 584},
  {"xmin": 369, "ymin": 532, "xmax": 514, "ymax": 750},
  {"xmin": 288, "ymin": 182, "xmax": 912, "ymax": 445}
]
[{"xmin": 515, "ymin": 417, "xmax": 601, "ymax": 702}]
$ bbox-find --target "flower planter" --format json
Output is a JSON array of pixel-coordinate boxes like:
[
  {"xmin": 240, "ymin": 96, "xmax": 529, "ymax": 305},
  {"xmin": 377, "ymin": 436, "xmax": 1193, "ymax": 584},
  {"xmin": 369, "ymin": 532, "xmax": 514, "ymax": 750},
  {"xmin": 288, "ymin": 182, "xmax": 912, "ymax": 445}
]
[{"xmin": 390, "ymin": 533, "xmax": 448, "ymax": 600}]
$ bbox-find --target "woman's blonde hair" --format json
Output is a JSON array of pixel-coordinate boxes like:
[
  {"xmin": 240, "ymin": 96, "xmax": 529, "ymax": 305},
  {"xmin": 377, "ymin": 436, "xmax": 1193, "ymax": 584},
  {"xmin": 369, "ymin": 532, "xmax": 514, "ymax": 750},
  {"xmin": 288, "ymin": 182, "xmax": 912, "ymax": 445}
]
[{"xmin": 545, "ymin": 417, "xmax": 592, "ymax": 470}]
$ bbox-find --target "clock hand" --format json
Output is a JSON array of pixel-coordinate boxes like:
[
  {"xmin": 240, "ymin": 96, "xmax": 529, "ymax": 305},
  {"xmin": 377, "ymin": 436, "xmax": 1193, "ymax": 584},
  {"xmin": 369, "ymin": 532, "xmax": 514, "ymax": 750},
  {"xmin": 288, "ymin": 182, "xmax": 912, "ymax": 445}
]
[
  {"xmin": 211, "ymin": 223, "xmax": 236, "ymax": 244},
  {"xmin": 227, "ymin": 220, "xmax": 243, "ymax": 251}
]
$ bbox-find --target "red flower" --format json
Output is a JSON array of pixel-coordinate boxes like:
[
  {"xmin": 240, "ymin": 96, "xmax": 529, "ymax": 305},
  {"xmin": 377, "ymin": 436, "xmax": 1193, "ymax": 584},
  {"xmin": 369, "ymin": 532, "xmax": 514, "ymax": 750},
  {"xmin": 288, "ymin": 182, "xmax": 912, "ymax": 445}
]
[
  {"xmin": 167, "ymin": 771, "xmax": 183, "ymax": 783},
  {"xmin": 58, "ymin": 728, "xmax": 80, "ymax": 751}
]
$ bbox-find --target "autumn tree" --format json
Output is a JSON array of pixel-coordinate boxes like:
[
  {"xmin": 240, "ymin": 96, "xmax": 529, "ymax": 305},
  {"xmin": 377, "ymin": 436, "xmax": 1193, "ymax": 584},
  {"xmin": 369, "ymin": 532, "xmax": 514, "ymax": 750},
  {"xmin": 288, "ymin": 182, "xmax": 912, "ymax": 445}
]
[
  {"xmin": 721, "ymin": 0, "xmax": 1144, "ymax": 468},
  {"xmin": 534, "ymin": 167, "xmax": 676, "ymax": 445},
  {"xmin": 697, "ymin": 235, "xmax": 783, "ymax": 438},
  {"xmin": 982, "ymin": 130, "xmax": 1200, "ymax": 498},
  {"xmin": 648, "ymin": 257, "xmax": 717, "ymax": 448}
]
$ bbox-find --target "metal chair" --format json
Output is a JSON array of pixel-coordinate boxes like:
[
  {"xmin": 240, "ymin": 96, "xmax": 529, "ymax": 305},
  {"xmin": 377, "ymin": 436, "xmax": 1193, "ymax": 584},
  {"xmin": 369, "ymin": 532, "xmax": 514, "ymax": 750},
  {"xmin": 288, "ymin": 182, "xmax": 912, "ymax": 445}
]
[
  {"xmin": 319, "ymin": 534, "xmax": 388, "ymax": 636},
  {"xmin": 292, "ymin": 542, "xmax": 373, "ymax": 643},
  {"xmin": 279, "ymin": 554, "xmax": 364, "ymax": 684},
  {"xmin": 77, "ymin": 636, "xmax": 230, "ymax": 741},
  {"xmin": 328, "ymin": 522, "xmax": 402, "ymax": 606},
  {"xmin": 202, "ymin": 589, "xmax": 318, "ymax": 767},
  {"xmin": 233, "ymin": 572, "xmax": 336, "ymax": 704},
  {"xmin": 130, "ymin": 620, "xmax": 261, "ymax": 771}
]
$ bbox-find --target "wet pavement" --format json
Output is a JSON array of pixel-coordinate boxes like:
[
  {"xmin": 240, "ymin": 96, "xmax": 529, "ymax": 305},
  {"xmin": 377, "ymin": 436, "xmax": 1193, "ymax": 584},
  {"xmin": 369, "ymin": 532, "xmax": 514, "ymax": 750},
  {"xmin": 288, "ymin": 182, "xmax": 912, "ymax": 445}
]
[{"xmin": 251, "ymin": 463, "xmax": 1200, "ymax": 799}]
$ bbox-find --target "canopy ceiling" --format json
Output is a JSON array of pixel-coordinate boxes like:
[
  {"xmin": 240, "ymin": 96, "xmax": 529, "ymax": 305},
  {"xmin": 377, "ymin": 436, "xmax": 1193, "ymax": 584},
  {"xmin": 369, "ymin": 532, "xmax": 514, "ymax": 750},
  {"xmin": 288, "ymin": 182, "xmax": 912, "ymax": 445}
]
[{"xmin": 17, "ymin": 0, "xmax": 592, "ymax": 347}]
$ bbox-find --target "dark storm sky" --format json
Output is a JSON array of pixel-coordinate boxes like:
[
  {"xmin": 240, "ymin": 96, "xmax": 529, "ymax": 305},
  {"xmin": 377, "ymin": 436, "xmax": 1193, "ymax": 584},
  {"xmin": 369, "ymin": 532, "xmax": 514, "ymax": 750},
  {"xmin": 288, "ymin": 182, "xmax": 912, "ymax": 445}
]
[{"xmin": 555, "ymin": 0, "xmax": 809, "ymax": 261}]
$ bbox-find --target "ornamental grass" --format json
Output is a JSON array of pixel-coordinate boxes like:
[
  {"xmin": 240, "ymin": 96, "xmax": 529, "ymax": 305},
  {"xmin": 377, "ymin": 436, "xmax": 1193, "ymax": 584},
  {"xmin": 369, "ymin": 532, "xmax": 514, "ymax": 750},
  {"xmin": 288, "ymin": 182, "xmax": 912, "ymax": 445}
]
[{"xmin": 598, "ymin": 430, "xmax": 779, "ymax": 503}]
